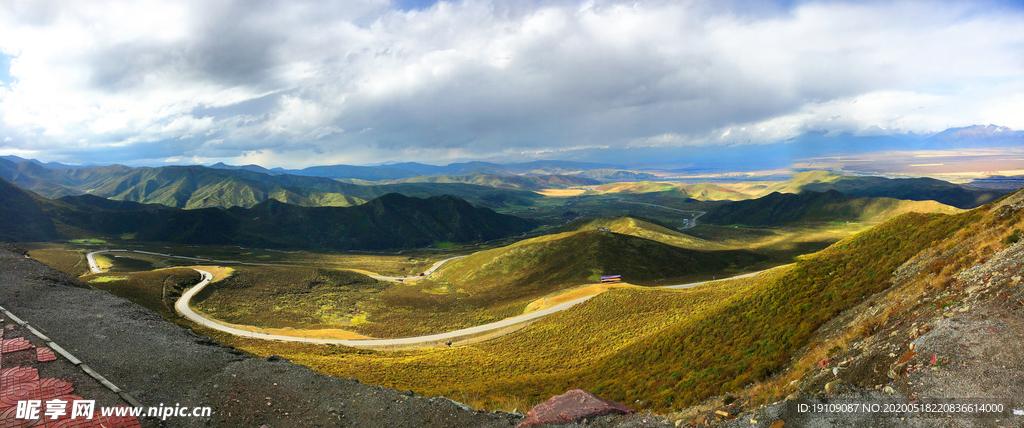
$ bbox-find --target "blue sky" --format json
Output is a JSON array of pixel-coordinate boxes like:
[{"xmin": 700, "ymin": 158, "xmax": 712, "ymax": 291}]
[
  {"xmin": 0, "ymin": 0, "xmax": 1022, "ymax": 168},
  {"xmin": 0, "ymin": 53, "xmax": 12, "ymax": 88}
]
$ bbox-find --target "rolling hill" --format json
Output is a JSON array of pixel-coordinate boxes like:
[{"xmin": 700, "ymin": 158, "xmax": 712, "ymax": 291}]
[
  {"xmin": 703, "ymin": 189, "xmax": 963, "ymax": 226},
  {"xmin": 595, "ymin": 181, "xmax": 755, "ymax": 201},
  {"xmin": 761, "ymin": 170, "xmax": 1007, "ymax": 209},
  {"xmin": 354, "ymin": 227, "xmax": 766, "ymax": 337},
  {"xmin": 563, "ymin": 216, "xmax": 725, "ymax": 250},
  {"xmin": 426, "ymin": 227, "xmax": 764, "ymax": 296},
  {"xmin": 0, "ymin": 177, "xmax": 59, "ymax": 242},
  {"xmin": 588, "ymin": 170, "xmax": 1010, "ymax": 209}
]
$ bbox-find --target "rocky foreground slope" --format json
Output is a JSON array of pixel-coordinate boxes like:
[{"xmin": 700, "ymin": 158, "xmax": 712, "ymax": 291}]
[
  {"xmin": 0, "ymin": 244, "xmax": 669, "ymax": 428},
  {"xmin": 691, "ymin": 190, "xmax": 1024, "ymax": 427}
]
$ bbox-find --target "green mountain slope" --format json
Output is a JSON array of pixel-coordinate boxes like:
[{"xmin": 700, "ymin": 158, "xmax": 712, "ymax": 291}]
[
  {"xmin": 564, "ymin": 216, "xmax": 724, "ymax": 250},
  {"xmin": 45, "ymin": 193, "xmax": 536, "ymax": 250},
  {"xmin": 764, "ymin": 170, "xmax": 1007, "ymax": 208},
  {"xmin": 431, "ymin": 228, "xmax": 764, "ymax": 293},
  {"xmin": 354, "ymin": 227, "xmax": 766, "ymax": 337},
  {"xmin": 596, "ymin": 181, "xmax": 755, "ymax": 201},
  {"xmin": 0, "ymin": 177, "xmax": 58, "ymax": 242},
  {"xmin": 704, "ymin": 190, "xmax": 962, "ymax": 226}
]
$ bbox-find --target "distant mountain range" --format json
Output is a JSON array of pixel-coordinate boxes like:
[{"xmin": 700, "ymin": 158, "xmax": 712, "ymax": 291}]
[
  {"xmin": 0, "ymin": 177, "xmax": 536, "ymax": 250},
  {"xmin": 0, "ymin": 158, "xmax": 545, "ymax": 210},
  {"xmin": 4, "ymin": 124, "xmax": 1021, "ymax": 176},
  {"xmin": 760, "ymin": 170, "xmax": 1007, "ymax": 209}
]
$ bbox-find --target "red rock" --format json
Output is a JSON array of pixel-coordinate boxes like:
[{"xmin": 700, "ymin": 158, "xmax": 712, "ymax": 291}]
[{"xmin": 517, "ymin": 389, "xmax": 632, "ymax": 427}]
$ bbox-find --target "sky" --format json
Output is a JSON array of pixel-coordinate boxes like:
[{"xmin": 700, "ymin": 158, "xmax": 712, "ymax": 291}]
[{"xmin": 0, "ymin": 0, "xmax": 1022, "ymax": 168}]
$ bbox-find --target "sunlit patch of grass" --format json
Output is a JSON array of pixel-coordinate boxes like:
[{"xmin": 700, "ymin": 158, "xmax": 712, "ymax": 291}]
[
  {"xmin": 536, "ymin": 188, "xmax": 588, "ymax": 197},
  {"xmin": 69, "ymin": 238, "xmax": 107, "ymax": 244},
  {"xmin": 88, "ymin": 276, "xmax": 128, "ymax": 283},
  {"xmin": 348, "ymin": 313, "xmax": 369, "ymax": 325},
  {"xmin": 93, "ymin": 253, "xmax": 114, "ymax": 270}
]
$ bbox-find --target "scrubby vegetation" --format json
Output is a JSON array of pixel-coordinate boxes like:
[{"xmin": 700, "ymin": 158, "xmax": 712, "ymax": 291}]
[
  {"xmin": 23, "ymin": 244, "xmax": 90, "ymax": 276},
  {"xmin": 84, "ymin": 268, "xmax": 203, "ymax": 319},
  {"xmin": 562, "ymin": 216, "xmax": 725, "ymax": 250},
  {"xmin": 208, "ymin": 271, "xmax": 772, "ymax": 409},
  {"xmin": 211, "ymin": 209, "xmax": 976, "ymax": 413},
  {"xmin": 194, "ymin": 266, "xmax": 388, "ymax": 330},
  {"xmin": 342, "ymin": 228, "xmax": 765, "ymax": 337},
  {"xmin": 704, "ymin": 190, "xmax": 961, "ymax": 226}
]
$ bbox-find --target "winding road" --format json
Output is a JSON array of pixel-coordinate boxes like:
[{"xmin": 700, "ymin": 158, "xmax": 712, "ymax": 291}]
[{"xmin": 88, "ymin": 248, "xmax": 773, "ymax": 349}]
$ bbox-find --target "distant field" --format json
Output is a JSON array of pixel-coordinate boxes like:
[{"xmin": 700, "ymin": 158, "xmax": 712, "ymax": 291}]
[
  {"xmin": 68, "ymin": 238, "xmax": 107, "ymax": 244},
  {"xmin": 536, "ymin": 188, "xmax": 588, "ymax": 197}
]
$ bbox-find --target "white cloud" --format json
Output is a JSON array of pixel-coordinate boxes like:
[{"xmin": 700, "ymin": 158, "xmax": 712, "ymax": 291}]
[{"xmin": 0, "ymin": 0, "xmax": 1021, "ymax": 167}]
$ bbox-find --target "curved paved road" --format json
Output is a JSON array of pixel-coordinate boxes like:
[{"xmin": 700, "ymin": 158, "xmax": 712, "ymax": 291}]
[
  {"xmin": 175, "ymin": 268, "xmax": 600, "ymax": 349},
  {"xmin": 171, "ymin": 265, "xmax": 774, "ymax": 349},
  {"xmin": 90, "ymin": 249, "xmax": 773, "ymax": 350}
]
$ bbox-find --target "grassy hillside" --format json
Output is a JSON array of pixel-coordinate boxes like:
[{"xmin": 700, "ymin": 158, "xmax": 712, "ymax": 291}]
[
  {"xmin": 563, "ymin": 217, "xmax": 725, "ymax": 250},
  {"xmin": 0, "ymin": 177, "xmax": 59, "ymax": 242},
  {"xmin": 43, "ymin": 193, "xmax": 537, "ymax": 250},
  {"xmin": 84, "ymin": 268, "xmax": 204, "ymax": 319},
  {"xmin": 341, "ymin": 229, "xmax": 766, "ymax": 337},
  {"xmin": 564, "ymin": 210, "xmax": 975, "ymax": 409},
  {"xmin": 7, "ymin": 186, "xmax": 537, "ymax": 251},
  {"xmin": 595, "ymin": 181, "xmax": 753, "ymax": 201},
  {"xmin": 583, "ymin": 170, "xmax": 1008, "ymax": 209},
  {"xmin": 209, "ymin": 204, "xmax": 979, "ymax": 413},
  {"xmin": 184, "ymin": 217, "xmax": 763, "ymax": 338},
  {"xmin": 704, "ymin": 190, "xmax": 962, "ymax": 226},
  {"xmin": 431, "ymin": 229, "xmax": 762, "ymax": 290},
  {"xmin": 764, "ymin": 170, "xmax": 1007, "ymax": 208}
]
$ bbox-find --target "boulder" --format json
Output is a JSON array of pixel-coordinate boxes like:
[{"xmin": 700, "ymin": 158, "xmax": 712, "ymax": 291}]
[{"xmin": 517, "ymin": 389, "xmax": 633, "ymax": 427}]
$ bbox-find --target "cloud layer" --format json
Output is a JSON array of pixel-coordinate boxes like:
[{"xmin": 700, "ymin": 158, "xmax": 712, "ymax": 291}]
[{"xmin": 0, "ymin": 0, "xmax": 1022, "ymax": 167}]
